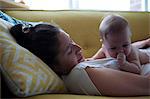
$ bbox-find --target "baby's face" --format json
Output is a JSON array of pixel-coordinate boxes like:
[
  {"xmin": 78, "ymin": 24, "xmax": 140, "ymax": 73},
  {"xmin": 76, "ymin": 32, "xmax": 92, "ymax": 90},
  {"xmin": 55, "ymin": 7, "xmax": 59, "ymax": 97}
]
[{"xmin": 103, "ymin": 27, "xmax": 132, "ymax": 58}]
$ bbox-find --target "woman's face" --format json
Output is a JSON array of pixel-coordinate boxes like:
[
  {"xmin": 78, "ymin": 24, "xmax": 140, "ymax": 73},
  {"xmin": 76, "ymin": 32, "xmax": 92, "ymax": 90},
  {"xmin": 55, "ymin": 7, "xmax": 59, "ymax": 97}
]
[{"xmin": 56, "ymin": 30, "xmax": 85, "ymax": 75}]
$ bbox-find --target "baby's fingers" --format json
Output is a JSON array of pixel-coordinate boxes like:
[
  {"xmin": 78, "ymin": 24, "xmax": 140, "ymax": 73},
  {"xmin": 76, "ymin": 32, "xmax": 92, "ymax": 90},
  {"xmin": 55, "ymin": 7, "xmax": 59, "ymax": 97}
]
[{"xmin": 117, "ymin": 53, "xmax": 126, "ymax": 64}]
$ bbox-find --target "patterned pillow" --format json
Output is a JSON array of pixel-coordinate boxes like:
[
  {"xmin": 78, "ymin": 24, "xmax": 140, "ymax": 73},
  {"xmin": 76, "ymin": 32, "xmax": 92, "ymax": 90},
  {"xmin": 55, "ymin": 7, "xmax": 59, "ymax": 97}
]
[
  {"xmin": 0, "ymin": 19, "xmax": 67, "ymax": 97},
  {"xmin": 0, "ymin": 19, "xmax": 15, "ymax": 41}
]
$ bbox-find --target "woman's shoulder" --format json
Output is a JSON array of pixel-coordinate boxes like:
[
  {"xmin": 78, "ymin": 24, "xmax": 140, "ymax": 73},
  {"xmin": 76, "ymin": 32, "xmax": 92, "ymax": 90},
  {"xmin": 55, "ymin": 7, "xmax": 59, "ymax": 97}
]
[{"xmin": 63, "ymin": 61, "xmax": 102, "ymax": 95}]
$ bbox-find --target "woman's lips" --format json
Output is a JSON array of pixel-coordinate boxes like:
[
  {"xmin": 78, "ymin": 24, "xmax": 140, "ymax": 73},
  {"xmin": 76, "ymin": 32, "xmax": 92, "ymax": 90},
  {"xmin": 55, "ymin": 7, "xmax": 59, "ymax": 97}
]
[
  {"xmin": 78, "ymin": 55, "xmax": 85, "ymax": 63},
  {"xmin": 77, "ymin": 50, "xmax": 85, "ymax": 63}
]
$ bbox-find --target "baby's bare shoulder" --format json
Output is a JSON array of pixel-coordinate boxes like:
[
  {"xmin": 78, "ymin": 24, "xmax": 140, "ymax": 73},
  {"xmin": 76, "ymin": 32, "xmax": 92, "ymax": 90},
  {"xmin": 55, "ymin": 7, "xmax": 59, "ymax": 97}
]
[
  {"xmin": 130, "ymin": 46, "xmax": 149, "ymax": 64},
  {"xmin": 127, "ymin": 46, "xmax": 139, "ymax": 61}
]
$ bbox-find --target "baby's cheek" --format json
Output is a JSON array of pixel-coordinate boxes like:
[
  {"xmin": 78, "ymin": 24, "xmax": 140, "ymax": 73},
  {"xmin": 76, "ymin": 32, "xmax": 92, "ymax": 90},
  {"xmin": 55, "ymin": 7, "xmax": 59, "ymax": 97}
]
[
  {"xmin": 109, "ymin": 51, "xmax": 117, "ymax": 58},
  {"xmin": 124, "ymin": 48, "xmax": 131, "ymax": 56}
]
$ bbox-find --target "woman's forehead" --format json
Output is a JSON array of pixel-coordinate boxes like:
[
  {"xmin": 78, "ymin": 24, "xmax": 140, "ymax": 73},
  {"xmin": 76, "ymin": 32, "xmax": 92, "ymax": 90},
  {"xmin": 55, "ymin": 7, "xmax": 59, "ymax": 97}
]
[
  {"xmin": 57, "ymin": 31, "xmax": 73, "ymax": 57},
  {"xmin": 59, "ymin": 31, "xmax": 70, "ymax": 41},
  {"xmin": 58, "ymin": 31, "xmax": 71, "ymax": 48}
]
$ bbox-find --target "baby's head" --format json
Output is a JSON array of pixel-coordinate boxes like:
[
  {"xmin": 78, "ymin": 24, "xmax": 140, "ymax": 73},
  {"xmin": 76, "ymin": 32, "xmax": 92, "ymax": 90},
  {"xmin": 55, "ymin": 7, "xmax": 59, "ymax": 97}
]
[{"xmin": 99, "ymin": 14, "xmax": 132, "ymax": 58}]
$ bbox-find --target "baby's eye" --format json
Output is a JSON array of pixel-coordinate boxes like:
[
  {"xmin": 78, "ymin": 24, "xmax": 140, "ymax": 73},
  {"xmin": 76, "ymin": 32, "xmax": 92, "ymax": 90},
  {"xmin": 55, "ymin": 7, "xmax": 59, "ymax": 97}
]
[
  {"xmin": 123, "ymin": 44, "xmax": 129, "ymax": 47},
  {"xmin": 110, "ymin": 47, "xmax": 116, "ymax": 50}
]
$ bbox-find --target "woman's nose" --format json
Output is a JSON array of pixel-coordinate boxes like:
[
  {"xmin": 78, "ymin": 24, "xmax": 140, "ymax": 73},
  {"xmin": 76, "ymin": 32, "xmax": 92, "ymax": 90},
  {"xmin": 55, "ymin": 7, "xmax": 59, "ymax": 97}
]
[
  {"xmin": 75, "ymin": 44, "xmax": 82, "ymax": 51},
  {"xmin": 72, "ymin": 43, "xmax": 82, "ymax": 52},
  {"xmin": 72, "ymin": 41, "xmax": 81, "ymax": 49}
]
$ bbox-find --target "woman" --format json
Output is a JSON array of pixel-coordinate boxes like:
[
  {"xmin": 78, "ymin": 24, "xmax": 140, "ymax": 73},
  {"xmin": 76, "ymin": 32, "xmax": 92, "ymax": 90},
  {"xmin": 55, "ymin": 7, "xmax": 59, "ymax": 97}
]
[{"xmin": 9, "ymin": 23, "xmax": 150, "ymax": 96}]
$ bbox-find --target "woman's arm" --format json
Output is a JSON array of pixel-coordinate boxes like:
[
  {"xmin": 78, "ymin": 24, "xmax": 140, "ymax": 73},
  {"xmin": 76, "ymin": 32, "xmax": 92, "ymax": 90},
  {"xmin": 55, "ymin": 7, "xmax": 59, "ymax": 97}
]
[{"xmin": 86, "ymin": 67, "xmax": 150, "ymax": 96}]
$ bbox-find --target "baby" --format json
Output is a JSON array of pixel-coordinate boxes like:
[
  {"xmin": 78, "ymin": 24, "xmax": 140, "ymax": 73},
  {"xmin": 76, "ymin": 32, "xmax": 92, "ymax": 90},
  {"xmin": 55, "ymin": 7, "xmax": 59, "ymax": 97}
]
[{"xmin": 92, "ymin": 14, "xmax": 150, "ymax": 74}]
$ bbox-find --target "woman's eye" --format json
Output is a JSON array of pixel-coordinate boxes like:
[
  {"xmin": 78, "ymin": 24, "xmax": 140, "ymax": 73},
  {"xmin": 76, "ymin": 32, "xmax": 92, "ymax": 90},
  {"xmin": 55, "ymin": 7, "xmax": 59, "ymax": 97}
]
[{"xmin": 68, "ymin": 46, "xmax": 72, "ymax": 54}]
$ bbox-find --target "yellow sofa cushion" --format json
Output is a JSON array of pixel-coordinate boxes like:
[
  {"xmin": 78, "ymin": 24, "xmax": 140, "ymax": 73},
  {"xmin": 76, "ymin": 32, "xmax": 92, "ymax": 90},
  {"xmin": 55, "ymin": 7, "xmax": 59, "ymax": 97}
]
[
  {"xmin": 0, "ymin": 19, "xmax": 66, "ymax": 97},
  {"xmin": 23, "ymin": 94, "xmax": 149, "ymax": 99}
]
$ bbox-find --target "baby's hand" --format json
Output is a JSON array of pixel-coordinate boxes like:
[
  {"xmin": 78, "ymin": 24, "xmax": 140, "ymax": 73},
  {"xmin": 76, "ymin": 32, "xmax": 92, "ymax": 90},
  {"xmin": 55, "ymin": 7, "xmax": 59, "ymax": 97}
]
[{"xmin": 117, "ymin": 53, "xmax": 126, "ymax": 65}]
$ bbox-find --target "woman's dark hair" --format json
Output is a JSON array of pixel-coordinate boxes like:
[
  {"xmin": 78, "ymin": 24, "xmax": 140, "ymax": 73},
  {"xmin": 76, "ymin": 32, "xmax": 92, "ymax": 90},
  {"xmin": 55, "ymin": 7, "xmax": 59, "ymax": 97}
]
[{"xmin": 10, "ymin": 23, "xmax": 61, "ymax": 74}]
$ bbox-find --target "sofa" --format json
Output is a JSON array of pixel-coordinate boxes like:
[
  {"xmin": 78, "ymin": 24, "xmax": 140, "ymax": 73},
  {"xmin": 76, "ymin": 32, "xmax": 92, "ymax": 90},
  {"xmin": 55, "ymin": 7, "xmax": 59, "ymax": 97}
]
[{"xmin": 0, "ymin": 10, "xmax": 150, "ymax": 99}]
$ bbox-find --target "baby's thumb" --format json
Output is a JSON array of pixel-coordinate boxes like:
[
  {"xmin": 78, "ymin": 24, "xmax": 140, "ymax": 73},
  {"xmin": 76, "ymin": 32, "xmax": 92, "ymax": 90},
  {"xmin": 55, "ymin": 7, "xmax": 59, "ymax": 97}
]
[
  {"xmin": 117, "ymin": 53, "xmax": 125, "ymax": 59},
  {"xmin": 117, "ymin": 53, "xmax": 126, "ymax": 64}
]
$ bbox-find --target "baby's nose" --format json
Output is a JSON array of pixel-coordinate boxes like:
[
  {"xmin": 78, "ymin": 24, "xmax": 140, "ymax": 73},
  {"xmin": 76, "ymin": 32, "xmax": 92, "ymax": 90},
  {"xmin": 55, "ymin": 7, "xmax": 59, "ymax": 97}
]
[{"xmin": 118, "ymin": 48, "xmax": 124, "ymax": 53}]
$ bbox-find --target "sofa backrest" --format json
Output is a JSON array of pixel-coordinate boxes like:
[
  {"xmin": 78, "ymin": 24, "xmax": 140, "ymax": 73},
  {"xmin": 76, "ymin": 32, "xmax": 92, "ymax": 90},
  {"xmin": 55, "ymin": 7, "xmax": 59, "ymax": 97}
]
[{"xmin": 3, "ymin": 10, "xmax": 150, "ymax": 58}]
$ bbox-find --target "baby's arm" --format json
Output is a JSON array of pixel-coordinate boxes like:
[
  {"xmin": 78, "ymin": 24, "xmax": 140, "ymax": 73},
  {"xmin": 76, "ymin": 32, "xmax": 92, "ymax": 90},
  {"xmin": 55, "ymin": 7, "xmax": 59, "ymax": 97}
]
[
  {"xmin": 92, "ymin": 45, "xmax": 106, "ymax": 59},
  {"xmin": 117, "ymin": 48, "xmax": 141, "ymax": 74},
  {"xmin": 138, "ymin": 50, "xmax": 150, "ymax": 64},
  {"xmin": 132, "ymin": 38, "xmax": 150, "ymax": 49}
]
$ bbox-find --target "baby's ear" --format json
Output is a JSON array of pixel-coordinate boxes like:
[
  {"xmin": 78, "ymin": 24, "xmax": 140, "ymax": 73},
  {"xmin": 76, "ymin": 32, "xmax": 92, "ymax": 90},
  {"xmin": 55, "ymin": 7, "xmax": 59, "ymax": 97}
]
[{"xmin": 100, "ymin": 39, "xmax": 103, "ymax": 42}]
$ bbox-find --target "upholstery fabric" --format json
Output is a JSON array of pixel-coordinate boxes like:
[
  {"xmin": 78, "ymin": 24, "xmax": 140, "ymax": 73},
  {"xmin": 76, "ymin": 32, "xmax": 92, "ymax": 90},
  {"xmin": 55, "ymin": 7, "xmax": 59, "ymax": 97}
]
[
  {"xmin": 4, "ymin": 11, "xmax": 150, "ymax": 58},
  {"xmin": 22, "ymin": 94, "xmax": 149, "ymax": 99}
]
